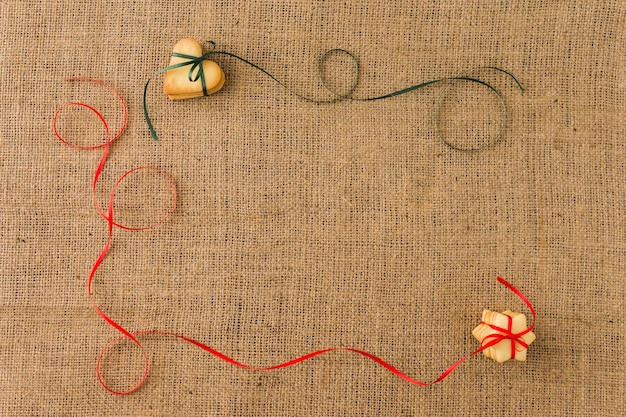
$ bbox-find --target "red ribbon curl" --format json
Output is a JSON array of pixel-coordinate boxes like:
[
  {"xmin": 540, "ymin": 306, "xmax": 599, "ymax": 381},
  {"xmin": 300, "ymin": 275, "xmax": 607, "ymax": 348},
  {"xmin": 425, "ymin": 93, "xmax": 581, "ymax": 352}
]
[{"xmin": 56, "ymin": 79, "xmax": 535, "ymax": 395}]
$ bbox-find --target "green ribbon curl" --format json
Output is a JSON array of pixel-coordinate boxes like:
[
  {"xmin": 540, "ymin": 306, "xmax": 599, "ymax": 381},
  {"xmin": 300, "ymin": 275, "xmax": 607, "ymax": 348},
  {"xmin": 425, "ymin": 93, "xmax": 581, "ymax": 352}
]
[{"xmin": 144, "ymin": 42, "xmax": 523, "ymax": 150}]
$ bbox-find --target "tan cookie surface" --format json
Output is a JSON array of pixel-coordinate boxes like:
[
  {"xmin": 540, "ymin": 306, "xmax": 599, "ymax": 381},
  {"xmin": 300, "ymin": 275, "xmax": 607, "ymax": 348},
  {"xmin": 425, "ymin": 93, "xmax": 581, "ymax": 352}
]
[
  {"xmin": 472, "ymin": 309, "xmax": 536, "ymax": 362},
  {"xmin": 163, "ymin": 38, "xmax": 225, "ymax": 100}
]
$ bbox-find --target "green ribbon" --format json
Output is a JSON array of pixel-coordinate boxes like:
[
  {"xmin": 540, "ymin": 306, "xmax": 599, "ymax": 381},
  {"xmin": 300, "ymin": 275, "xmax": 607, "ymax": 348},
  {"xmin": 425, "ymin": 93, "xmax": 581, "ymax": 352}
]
[
  {"xmin": 143, "ymin": 51, "xmax": 213, "ymax": 141},
  {"xmin": 144, "ymin": 42, "xmax": 523, "ymax": 149}
]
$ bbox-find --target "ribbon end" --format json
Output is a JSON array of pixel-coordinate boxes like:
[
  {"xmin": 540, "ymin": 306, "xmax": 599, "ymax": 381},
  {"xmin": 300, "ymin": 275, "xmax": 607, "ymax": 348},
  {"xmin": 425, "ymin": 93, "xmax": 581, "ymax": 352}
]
[{"xmin": 143, "ymin": 78, "xmax": 159, "ymax": 141}]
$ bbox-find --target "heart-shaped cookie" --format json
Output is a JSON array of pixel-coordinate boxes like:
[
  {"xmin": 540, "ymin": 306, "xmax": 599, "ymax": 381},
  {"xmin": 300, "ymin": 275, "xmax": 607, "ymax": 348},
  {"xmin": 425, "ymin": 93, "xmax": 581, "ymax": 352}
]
[{"xmin": 163, "ymin": 38, "xmax": 225, "ymax": 100}]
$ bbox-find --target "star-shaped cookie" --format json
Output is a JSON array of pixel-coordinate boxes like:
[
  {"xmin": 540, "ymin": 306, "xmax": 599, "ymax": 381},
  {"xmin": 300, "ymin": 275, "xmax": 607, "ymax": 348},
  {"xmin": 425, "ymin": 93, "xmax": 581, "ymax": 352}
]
[{"xmin": 472, "ymin": 309, "xmax": 536, "ymax": 363}]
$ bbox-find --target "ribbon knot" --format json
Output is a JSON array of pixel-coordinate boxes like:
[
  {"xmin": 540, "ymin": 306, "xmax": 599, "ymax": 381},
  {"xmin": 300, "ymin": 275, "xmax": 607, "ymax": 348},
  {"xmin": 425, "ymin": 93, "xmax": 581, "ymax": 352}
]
[
  {"xmin": 479, "ymin": 314, "xmax": 532, "ymax": 360},
  {"xmin": 169, "ymin": 52, "xmax": 211, "ymax": 96}
]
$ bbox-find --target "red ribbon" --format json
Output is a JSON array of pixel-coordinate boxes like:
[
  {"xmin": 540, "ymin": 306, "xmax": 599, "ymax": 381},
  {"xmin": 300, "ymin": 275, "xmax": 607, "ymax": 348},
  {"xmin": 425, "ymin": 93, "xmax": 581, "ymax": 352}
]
[
  {"xmin": 56, "ymin": 79, "xmax": 536, "ymax": 395},
  {"xmin": 479, "ymin": 312, "xmax": 531, "ymax": 360},
  {"xmin": 55, "ymin": 78, "xmax": 176, "ymax": 394}
]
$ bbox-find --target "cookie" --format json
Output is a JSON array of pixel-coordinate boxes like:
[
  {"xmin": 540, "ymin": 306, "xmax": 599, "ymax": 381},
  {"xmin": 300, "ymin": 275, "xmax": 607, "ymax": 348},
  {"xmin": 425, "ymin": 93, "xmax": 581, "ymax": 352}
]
[
  {"xmin": 472, "ymin": 309, "xmax": 536, "ymax": 362},
  {"xmin": 163, "ymin": 38, "xmax": 225, "ymax": 100}
]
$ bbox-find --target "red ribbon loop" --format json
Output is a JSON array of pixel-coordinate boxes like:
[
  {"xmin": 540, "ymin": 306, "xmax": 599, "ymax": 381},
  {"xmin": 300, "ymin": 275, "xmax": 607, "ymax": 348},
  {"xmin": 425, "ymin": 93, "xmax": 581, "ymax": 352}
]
[{"xmin": 55, "ymin": 78, "xmax": 176, "ymax": 394}]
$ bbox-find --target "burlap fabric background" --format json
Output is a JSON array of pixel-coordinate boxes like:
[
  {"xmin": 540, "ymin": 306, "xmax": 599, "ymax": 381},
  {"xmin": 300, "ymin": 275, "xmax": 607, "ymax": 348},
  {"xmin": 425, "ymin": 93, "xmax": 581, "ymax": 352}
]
[{"xmin": 1, "ymin": 1, "xmax": 624, "ymax": 416}]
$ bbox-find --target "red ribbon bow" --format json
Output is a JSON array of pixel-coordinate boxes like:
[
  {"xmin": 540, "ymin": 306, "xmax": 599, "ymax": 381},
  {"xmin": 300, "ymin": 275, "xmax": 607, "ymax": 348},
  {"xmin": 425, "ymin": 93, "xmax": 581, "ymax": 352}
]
[{"xmin": 479, "ymin": 311, "xmax": 533, "ymax": 360}]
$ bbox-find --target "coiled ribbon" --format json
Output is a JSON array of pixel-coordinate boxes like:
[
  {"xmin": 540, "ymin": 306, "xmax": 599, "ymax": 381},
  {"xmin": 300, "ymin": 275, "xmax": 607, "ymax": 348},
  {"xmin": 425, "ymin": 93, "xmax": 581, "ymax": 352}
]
[
  {"xmin": 144, "ymin": 42, "xmax": 524, "ymax": 150},
  {"xmin": 54, "ymin": 78, "xmax": 176, "ymax": 394},
  {"xmin": 57, "ymin": 79, "xmax": 534, "ymax": 395}
]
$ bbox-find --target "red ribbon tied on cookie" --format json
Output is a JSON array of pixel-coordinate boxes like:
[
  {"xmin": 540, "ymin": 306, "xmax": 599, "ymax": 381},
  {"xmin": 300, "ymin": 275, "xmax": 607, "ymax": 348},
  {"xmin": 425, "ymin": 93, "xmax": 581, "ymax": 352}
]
[{"xmin": 473, "ymin": 306, "xmax": 536, "ymax": 363}]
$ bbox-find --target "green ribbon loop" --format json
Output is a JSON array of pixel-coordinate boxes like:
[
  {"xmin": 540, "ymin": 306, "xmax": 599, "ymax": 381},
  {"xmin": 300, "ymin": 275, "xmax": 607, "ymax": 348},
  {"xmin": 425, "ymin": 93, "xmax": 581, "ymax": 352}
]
[
  {"xmin": 169, "ymin": 52, "xmax": 208, "ymax": 94},
  {"xmin": 144, "ymin": 42, "xmax": 523, "ymax": 148}
]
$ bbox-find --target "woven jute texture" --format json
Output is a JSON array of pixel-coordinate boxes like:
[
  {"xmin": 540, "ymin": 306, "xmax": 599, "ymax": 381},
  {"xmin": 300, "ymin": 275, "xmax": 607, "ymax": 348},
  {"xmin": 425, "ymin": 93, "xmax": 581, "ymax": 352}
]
[{"xmin": 1, "ymin": 1, "xmax": 624, "ymax": 416}]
